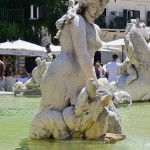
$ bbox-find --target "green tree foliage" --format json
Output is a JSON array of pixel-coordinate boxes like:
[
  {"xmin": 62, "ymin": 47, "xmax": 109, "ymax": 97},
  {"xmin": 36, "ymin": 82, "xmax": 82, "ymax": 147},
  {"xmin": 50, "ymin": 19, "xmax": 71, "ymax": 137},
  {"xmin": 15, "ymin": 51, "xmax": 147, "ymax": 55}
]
[
  {"xmin": 44, "ymin": 0, "xmax": 68, "ymax": 39},
  {"xmin": 0, "ymin": 0, "xmax": 68, "ymax": 43},
  {"xmin": 0, "ymin": 23, "xmax": 23, "ymax": 42}
]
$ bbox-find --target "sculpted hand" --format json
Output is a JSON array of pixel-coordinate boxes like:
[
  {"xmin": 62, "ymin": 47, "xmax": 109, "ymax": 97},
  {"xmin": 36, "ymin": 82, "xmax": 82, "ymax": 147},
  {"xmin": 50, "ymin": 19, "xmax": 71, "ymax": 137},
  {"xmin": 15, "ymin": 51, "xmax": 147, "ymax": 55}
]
[{"xmin": 101, "ymin": 95, "xmax": 111, "ymax": 107}]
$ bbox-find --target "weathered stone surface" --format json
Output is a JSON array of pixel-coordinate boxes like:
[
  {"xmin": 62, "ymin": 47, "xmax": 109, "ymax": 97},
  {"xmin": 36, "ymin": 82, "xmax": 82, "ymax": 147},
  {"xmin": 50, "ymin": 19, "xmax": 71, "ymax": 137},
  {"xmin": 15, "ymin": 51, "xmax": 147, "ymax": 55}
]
[
  {"xmin": 30, "ymin": 0, "xmax": 126, "ymax": 143},
  {"xmin": 117, "ymin": 19, "xmax": 150, "ymax": 101}
]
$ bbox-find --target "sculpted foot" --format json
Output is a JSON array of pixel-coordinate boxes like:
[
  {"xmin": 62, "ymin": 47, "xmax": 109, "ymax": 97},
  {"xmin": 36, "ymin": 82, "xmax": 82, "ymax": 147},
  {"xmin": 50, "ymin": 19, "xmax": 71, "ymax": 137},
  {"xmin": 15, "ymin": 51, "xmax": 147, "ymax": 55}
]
[{"xmin": 104, "ymin": 133, "xmax": 126, "ymax": 143}]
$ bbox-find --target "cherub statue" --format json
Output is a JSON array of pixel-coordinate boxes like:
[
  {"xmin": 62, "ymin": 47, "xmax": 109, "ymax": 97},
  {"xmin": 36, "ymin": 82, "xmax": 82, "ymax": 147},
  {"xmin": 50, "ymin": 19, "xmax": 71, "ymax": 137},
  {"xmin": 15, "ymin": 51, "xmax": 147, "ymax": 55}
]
[
  {"xmin": 41, "ymin": 53, "xmax": 53, "ymax": 73},
  {"xmin": 13, "ymin": 81, "xmax": 27, "ymax": 93},
  {"xmin": 32, "ymin": 57, "xmax": 46, "ymax": 86}
]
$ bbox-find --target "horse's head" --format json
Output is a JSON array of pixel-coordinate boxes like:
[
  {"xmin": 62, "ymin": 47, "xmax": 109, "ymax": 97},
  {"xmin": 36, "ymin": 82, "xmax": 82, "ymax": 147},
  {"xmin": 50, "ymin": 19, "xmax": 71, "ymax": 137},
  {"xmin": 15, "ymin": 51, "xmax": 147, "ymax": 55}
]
[
  {"xmin": 124, "ymin": 18, "xmax": 150, "ymax": 71},
  {"xmin": 125, "ymin": 18, "xmax": 150, "ymax": 43},
  {"xmin": 140, "ymin": 22, "xmax": 150, "ymax": 43}
]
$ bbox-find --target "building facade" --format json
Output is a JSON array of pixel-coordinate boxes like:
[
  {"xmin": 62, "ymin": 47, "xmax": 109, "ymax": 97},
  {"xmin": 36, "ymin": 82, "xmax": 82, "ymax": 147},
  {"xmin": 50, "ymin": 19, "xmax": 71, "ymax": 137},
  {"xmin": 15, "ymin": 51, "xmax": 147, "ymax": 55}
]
[
  {"xmin": 106, "ymin": 0, "xmax": 150, "ymax": 29},
  {"xmin": 95, "ymin": 0, "xmax": 150, "ymax": 64},
  {"xmin": 99, "ymin": 0, "xmax": 150, "ymax": 41}
]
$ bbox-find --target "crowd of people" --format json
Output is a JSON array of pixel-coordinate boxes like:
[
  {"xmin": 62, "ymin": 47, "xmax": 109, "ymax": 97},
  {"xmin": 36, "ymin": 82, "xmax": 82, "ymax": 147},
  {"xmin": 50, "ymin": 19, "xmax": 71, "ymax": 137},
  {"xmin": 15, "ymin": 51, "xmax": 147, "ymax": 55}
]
[
  {"xmin": 0, "ymin": 59, "xmax": 30, "ymax": 91},
  {"xmin": 0, "ymin": 52, "xmax": 122, "ymax": 92}
]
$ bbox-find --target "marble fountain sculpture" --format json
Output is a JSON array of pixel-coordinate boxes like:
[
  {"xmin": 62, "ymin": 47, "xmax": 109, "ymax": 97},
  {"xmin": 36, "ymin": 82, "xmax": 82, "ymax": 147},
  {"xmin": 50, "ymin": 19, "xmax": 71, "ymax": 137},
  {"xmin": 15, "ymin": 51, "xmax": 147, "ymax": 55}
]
[
  {"xmin": 29, "ymin": 0, "xmax": 129, "ymax": 143},
  {"xmin": 13, "ymin": 53, "xmax": 53, "ymax": 95},
  {"xmin": 117, "ymin": 19, "xmax": 150, "ymax": 101}
]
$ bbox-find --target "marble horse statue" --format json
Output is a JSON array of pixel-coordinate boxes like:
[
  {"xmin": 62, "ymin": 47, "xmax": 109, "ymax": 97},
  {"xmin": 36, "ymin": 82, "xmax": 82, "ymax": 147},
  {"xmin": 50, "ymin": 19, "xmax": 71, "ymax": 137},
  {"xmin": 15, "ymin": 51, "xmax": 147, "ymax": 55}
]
[{"xmin": 117, "ymin": 19, "xmax": 150, "ymax": 101}]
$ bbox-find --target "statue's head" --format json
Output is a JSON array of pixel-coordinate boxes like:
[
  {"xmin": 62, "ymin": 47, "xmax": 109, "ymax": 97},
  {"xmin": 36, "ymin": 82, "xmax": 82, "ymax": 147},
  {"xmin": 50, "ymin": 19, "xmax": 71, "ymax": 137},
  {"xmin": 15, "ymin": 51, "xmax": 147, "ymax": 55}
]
[
  {"xmin": 35, "ymin": 57, "xmax": 41, "ymax": 65},
  {"xmin": 13, "ymin": 81, "xmax": 26, "ymax": 91},
  {"xmin": 47, "ymin": 53, "xmax": 53, "ymax": 62},
  {"xmin": 55, "ymin": 0, "xmax": 109, "ymax": 39},
  {"xmin": 77, "ymin": 0, "xmax": 109, "ymax": 6},
  {"xmin": 140, "ymin": 23, "xmax": 150, "ymax": 43},
  {"xmin": 77, "ymin": 0, "xmax": 109, "ymax": 16},
  {"xmin": 126, "ymin": 18, "xmax": 150, "ymax": 43}
]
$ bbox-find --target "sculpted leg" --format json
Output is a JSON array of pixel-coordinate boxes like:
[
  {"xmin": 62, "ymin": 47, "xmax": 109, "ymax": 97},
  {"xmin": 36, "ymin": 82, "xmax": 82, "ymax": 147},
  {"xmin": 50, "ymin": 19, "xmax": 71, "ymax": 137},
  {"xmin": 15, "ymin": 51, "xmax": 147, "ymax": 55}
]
[
  {"xmin": 30, "ymin": 110, "xmax": 70, "ymax": 140},
  {"xmin": 107, "ymin": 110, "xmax": 122, "ymax": 134}
]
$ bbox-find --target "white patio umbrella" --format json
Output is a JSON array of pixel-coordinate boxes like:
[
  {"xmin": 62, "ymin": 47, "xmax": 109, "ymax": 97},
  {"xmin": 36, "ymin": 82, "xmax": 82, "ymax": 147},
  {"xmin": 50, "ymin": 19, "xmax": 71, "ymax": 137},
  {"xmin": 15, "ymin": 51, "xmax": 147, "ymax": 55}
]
[
  {"xmin": 0, "ymin": 40, "xmax": 46, "ymax": 56},
  {"xmin": 105, "ymin": 38, "xmax": 125, "ymax": 46},
  {"xmin": 100, "ymin": 46, "xmax": 122, "ymax": 52},
  {"xmin": 0, "ymin": 41, "xmax": 17, "ymax": 55},
  {"xmin": 50, "ymin": 44, "xmax": 61, "ymax": 55},
  {"xmin": 11, "ymin": 39, "xmax": 46, "ymax": 56},
  {"xmin": 100, "ymin": 38, "xmax": 125, "ymax": 62}
]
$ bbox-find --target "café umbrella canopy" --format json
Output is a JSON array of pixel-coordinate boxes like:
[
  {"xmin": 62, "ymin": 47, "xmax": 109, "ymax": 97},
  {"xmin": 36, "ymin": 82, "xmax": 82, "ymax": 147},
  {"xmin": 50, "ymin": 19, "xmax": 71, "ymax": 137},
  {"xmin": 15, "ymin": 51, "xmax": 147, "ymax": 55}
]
[
  {"xmin": 0, "ymin": 41, "xmax": 16, "ymax": 55},
  {"xmin": 105, "ymin": 38, "xmax": 125, "ymax": 46},
  {"xmin": 100, "ymin": 38, "xmax": 125, "ymax": 62},
  {"xmin": 101, "ymin": 38, "xmax": 125, "ymax": 52},
  {"xmin": 50, "ymin": 44, "xmax": 61, "ymax": 55},
  {"xmin": 11, "ymin": 39, "xmax": 47, "ymax": 56},
  {"xmin": 0, "ymin": 39, "xmax": 47, "ymax": 56}
]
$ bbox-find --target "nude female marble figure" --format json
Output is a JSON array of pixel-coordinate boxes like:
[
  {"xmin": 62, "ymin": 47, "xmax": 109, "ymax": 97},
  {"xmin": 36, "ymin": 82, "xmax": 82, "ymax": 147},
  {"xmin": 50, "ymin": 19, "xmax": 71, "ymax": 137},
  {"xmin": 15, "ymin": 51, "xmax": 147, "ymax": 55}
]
[
  {"xmin": 30, "ymin": 1, "xmax": 126, "ymax": 142},
  {"xmin": 40, "ymin": 0, "xmax": 110, "ymax": 112}
]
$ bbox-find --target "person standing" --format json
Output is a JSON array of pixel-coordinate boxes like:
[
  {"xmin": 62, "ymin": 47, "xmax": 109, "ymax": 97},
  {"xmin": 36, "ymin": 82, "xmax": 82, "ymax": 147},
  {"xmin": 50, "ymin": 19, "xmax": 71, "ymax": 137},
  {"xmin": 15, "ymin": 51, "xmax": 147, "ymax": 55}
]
[
  {"xmin": 95, "ymin": 62, "xmax": 105, "ymax": 79},
  {"xmin": 106, "ymin": 53, "xmax": 121, "ymax": 82},
  {"xmin": 21, "ymin": 68, "xmax": 29, "ymax": 78},
  {"xmin": 0, "ymin": 59, "xmax": 5, "ymax": 91},
  {"xmin": 5, "ymin": 65, "xmax": 15, "ymax": 91}
]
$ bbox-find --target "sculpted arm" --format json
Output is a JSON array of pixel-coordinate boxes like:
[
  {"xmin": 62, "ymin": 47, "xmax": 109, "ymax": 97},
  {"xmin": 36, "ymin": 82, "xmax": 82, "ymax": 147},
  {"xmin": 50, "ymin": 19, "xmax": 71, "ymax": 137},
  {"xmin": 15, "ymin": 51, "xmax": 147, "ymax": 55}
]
[
  {"xmin": 70, "ymin": 15, "xmax": 97, "ymax": 82},
  {"xmin": 95, "ymin": 24, "xmax": 101, "ymax": 39},
  {"xmin": 75, "ymin": 88, "xmax": 89, "ymax": 116}
]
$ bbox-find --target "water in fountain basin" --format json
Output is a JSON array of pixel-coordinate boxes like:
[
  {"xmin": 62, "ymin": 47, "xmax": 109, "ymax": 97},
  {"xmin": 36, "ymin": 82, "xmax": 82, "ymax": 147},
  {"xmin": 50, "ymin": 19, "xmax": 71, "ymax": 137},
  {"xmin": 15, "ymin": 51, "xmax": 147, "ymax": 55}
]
[{"xmin": 0, "ymin": 95, "xmax": 150, "ymax": 150}]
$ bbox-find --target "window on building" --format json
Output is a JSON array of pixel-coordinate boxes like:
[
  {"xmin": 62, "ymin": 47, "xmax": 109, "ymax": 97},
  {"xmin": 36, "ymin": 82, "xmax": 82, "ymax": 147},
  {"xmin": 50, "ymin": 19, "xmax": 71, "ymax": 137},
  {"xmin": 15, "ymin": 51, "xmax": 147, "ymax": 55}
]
[
  {"xmin": 130, "ymin": 10, "xmax": 134, "ymax": 18},
  {"xmin": 148, "ymin": 11, "xmax": 150, "ymax": 19},
  {"xmin": 30, "ymin": 5, "xmax": 43, "ymax": 20},
  {"xmin": 95, "ymin": 8, "xmax": 107, "ymax": 28},
  {"xmin": 123, "ymin": 9, "xmax": 140, "ymax": 23},
  {"xmin": 147, "ymin": 11, "xmax": 150, "ymax": 26},
  {"xmin": 133, "ymin": 11, "xmax": 140, "ymax": 19},
  {"xmin": 0, "ymin": 8, "xmax": 23, "ymax": 23}
]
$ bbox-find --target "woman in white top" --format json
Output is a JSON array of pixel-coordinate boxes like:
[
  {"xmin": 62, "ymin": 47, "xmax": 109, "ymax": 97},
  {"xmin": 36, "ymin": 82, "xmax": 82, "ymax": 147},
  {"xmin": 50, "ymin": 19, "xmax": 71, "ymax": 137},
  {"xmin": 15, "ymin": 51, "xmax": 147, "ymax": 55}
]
[{"xmin": 95, "ymin": 62, "xmax": 105, "ymax": 79}]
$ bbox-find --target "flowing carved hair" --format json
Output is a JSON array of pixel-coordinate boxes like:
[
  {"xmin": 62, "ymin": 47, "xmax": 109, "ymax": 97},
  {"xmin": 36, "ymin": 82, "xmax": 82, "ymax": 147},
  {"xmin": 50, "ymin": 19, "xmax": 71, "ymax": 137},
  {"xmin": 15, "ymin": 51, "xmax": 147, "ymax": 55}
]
[{"xmin": 55, "ymin": 0, "xmax": 110, "ymax": 39}]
